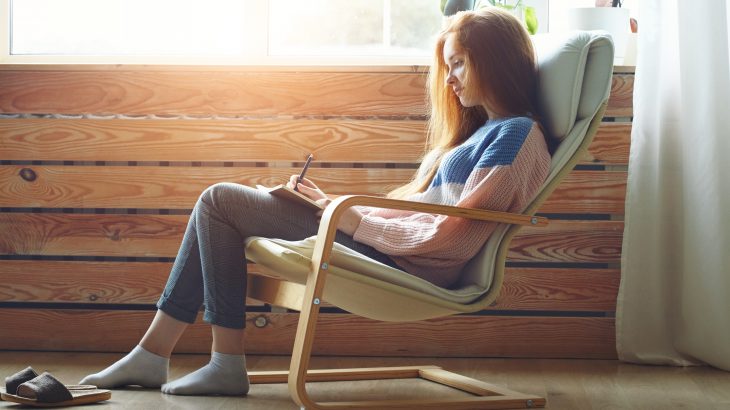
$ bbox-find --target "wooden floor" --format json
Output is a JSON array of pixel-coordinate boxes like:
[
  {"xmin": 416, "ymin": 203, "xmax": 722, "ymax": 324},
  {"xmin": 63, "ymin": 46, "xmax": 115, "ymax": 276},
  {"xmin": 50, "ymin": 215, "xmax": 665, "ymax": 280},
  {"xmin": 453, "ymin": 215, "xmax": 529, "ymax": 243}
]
[{"xmin": 1, "ymin": 351, "xmax": 728, "ymax": 409}]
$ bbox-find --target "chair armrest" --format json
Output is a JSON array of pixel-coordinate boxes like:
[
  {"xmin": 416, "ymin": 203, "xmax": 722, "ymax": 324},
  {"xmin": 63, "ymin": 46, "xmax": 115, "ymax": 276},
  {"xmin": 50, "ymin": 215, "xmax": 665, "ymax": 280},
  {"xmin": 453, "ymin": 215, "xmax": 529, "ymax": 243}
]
[
  {"xmin": 323, "ymin": 195, "xmax": 548, "ymax": 227},
  {"xmin": 307, "ymin": 195, "xmax": 547, "ymax": 277}
]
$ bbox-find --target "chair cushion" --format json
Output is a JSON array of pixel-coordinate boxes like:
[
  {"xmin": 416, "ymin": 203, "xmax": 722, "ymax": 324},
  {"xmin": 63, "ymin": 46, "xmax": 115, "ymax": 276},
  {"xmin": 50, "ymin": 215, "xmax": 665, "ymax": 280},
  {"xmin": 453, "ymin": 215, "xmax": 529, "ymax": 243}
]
[
  {"xmin": 534, "ymin": 30, "xmax": 614, "ymax": 140},
  {"xmin": 245, "ymin": 236, "xmax": 489, "ymax": 304}
]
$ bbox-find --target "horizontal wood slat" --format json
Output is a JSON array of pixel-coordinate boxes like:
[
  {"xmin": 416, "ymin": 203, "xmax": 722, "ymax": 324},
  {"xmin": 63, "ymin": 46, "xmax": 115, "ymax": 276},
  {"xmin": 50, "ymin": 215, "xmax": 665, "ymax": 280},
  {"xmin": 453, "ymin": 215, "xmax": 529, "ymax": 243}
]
[
  {"xmin": 0, "ymin": 118, "xmax": 630, "ymax": 166},
  {"xmin": 0, "ymin": 119, "xmax": 427, "ymax": 163},
  {"xmin": 0, "ymin": 214, "xmax": 624, "ymax": 263},
  {"xmin": 0, "ymin": 70, "xmax": 427, "ymax": 116},
  {"xmin": 543, "ymin": 171, "xmax": 626, "ymax": 214},
  {"xmin": 493, "ymin": 267, "xmax": 619, "ymax": 311},
  {"xmin": 0, "ymin": 70, "xmax": 631, "ymax": 118},
  {"xmin": 0, "ymin": 261, "xmax": 170, "ymax": 304},
  {"xmin": 606, "ymin": 74, "xmax": 633, "ymax": 117},
  {"xmin": 0, "ymin": 119, "xmax": 630, "ymax": 165},
  {"xmin": 0, "ymin": 213, "xmax": 188, "ymax": 258},
  {"xmin": 509, "ymin": 221, "xmax": 624, "ymax": 263},
  {"xmin": 0, "ymin": 260, "xmax": 619, "ymax": 311},
  {"xmin": 0, "ymin": 166, "xmax": 626, "ymax": 213},
  {"xmin": 586, "ymin": 123, "xmax": 631, "ymax": 165},
  {"xmin": 0, "ymin": 309, "xmax": 617, "ymax": 359},
  {"xmin": 0, "ymin": 165, "xmax": 410, "ymax": 203}
]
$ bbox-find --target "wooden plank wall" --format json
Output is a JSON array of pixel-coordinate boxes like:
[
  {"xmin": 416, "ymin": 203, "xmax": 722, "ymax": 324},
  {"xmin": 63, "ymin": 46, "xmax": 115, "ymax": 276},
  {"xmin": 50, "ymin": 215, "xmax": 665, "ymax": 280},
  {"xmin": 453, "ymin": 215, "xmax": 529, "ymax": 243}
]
[{"xmin": 0, "ymin": 65, "xmax": 633, "ymax": 359}]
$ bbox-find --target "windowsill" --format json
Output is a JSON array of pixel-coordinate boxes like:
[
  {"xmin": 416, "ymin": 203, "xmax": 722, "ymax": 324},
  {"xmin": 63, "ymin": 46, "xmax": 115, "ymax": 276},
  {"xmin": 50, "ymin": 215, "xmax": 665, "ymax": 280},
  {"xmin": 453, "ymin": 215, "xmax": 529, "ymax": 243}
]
[
  {"xmin": 0, "ymin": 64, "xmax": 430, "ymax": 73},
  {"xmin": 0, "ymin": 53, "xmax": 433, "ymax": 67},
  {"xmin": 0, "ymin": 63, "xmax": 635, "ymax": 72}
]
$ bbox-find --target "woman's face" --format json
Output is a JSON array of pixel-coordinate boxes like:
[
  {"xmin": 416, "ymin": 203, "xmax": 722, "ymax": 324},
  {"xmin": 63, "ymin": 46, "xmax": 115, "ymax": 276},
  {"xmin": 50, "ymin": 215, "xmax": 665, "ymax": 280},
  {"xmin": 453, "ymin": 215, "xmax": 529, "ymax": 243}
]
[{"xmin": 443, "ymin": 34, "xmax": 480, "ymax": 108}]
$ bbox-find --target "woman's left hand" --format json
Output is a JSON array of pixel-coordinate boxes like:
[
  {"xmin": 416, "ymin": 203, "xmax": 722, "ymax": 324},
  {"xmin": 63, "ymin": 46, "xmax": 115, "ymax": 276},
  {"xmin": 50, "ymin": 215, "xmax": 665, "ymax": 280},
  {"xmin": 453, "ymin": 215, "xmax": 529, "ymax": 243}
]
[{"xmin": 331, "ymin": 204, "xmax": 363, "ymax": 236}]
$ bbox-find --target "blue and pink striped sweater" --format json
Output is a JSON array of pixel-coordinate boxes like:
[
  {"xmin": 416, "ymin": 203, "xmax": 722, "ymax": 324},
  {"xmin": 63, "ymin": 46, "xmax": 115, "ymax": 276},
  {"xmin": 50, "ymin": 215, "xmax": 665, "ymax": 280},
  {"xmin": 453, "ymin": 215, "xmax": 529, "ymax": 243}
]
[{"xmin": 353, "ymin": 116, "xmax": 551, "ymax": 287}]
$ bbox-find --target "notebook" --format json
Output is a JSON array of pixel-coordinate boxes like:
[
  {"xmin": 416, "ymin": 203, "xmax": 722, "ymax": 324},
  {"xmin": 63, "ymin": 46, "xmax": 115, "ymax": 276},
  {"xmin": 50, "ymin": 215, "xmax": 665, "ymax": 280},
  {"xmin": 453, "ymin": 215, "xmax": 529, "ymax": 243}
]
[{"xmin": 257, "ymin": 184, "xmax": 324, "ymax": 211}]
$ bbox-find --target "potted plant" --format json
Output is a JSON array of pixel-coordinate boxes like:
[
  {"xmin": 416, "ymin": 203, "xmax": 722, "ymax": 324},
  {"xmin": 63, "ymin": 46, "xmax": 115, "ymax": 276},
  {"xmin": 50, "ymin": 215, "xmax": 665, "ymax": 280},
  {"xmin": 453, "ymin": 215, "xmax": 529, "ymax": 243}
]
[{"xmin": 441, "ymin": 0, "xmax": 539, "ymax": 35}]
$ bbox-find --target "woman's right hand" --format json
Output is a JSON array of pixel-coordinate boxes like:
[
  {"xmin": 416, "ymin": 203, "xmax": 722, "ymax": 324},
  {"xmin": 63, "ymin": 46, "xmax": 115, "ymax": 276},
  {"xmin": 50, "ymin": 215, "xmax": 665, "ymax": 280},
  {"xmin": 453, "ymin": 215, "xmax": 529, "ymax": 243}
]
[
  {"xmin": 287, "ymin": 175, "xmax": 362, "ymax": 235},
  {"xmin": 287, "ymin": 175, "xmax": 328, "ymax": 202}
]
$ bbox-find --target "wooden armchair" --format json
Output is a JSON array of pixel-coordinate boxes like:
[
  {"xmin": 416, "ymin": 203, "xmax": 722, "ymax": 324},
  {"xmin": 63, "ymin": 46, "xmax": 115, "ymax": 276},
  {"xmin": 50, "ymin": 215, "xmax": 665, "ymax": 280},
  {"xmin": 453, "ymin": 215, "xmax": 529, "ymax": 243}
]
[{"xmin": 244, "ymin": 30, "xmax": 615, "ymax": 409}]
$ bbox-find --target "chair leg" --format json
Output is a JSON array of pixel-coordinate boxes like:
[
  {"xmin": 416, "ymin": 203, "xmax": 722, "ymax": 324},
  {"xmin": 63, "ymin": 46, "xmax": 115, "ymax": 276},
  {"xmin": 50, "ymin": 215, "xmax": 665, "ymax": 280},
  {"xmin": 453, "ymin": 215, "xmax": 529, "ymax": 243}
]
[
  {"xmin": 249, "ymin": 365, "xmax": 545, "ymax": 409},
  {"xmin": 248, "ymin": 292, "xmax": 545, "ymax": 409}
]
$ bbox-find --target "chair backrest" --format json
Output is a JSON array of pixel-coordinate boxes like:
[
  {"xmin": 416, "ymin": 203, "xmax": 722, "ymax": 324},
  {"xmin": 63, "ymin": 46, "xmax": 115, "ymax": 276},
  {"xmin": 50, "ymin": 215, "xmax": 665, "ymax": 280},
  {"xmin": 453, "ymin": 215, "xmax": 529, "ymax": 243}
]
[{"xmin": 457, "ymin": 31, "xmax": 615, "ymax": 302}]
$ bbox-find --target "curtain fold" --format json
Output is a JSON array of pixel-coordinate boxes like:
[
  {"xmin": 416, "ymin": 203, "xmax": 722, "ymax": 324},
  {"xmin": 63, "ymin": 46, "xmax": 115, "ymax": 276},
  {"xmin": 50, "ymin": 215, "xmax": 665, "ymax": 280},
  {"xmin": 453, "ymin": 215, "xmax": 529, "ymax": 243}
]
[{"xmin": 617, "ymin": 0, "xmax": 730, "ymax": 371}]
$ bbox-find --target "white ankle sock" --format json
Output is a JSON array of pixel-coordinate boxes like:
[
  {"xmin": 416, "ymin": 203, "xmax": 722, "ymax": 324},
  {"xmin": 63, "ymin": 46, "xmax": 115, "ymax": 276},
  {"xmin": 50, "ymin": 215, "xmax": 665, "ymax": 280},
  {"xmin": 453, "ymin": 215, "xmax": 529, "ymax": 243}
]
[
  {"xmin": 161, "ymin": 352, "xmax": 249, "ymax": 396},
  {"xmin": 79, "ymin": 345, "xmax": 169, "ymax": 388}
]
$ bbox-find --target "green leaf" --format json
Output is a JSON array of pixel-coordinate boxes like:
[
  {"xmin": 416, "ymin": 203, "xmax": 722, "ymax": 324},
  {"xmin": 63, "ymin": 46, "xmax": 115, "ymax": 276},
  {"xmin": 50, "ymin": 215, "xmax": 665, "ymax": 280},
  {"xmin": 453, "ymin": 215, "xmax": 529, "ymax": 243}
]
[
  {"xmin": 524, "ymin": 6, "xmax": 538, "ymax": 34},
  {"xmin": 495, "ymin": 3, "xmax": 516, "ymax": 11},
  {"xmin": 441, "ymin": 0, "xmax": 448, "ymax": 13},
  {"xmin": 443, "ymin": 0, "xmax": 475, "ymax": 15}
]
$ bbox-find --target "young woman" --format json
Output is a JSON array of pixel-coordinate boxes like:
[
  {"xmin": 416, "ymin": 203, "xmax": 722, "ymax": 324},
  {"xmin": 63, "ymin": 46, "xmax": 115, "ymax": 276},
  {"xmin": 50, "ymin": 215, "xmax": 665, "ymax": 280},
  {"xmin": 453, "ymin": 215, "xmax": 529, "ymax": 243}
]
[{"xmin": 80, "ymin": 7, "xmax": 551, "ymax": 396}]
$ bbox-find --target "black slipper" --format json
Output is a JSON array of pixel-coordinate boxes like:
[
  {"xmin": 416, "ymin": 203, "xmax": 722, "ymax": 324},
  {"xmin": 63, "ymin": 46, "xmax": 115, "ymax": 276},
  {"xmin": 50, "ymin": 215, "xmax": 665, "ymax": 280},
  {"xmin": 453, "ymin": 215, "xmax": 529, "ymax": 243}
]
[
  {"xmin": 2, "ymin": 367, "xmax": 96, "ymax": 396},
  {"xmin": 0, "ymin": 372, "xmax": 110, "ymax": 407}
]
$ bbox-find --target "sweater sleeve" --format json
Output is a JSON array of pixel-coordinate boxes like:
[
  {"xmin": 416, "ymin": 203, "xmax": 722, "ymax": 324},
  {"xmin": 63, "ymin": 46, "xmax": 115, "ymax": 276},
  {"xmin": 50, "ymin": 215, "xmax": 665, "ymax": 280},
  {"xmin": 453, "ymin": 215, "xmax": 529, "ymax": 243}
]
[
  {"xmin": 352, "ymin": 121, "xmax": 549, "ymax": 258},
  {"xmin": 353, "ymin": 163, "xmax": 518, "ymax": 256}
]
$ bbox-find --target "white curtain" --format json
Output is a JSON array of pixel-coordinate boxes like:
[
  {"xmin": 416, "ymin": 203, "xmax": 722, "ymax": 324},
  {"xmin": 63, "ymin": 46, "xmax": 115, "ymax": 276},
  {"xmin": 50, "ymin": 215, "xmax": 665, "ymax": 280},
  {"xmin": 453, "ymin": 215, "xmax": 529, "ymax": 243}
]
[{"xmin": 617, "ymin": 0, "xmax": 730, "ymax": 370}]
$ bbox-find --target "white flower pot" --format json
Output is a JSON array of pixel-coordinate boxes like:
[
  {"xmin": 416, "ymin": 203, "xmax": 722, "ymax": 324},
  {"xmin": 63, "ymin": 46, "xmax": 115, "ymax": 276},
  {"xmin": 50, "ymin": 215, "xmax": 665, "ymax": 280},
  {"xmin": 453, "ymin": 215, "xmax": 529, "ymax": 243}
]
[{"xmin": 566, "ymin": 7, "xmax": 630, "ymax": 64}]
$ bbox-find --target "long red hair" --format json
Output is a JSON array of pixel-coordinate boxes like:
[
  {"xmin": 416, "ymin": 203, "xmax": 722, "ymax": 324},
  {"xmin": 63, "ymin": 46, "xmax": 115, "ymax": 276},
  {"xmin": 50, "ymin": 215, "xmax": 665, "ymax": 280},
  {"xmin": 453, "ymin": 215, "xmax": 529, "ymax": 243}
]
[{"xmin": 389, "ymin": 7, "xmax": 541, "ymax": 199}]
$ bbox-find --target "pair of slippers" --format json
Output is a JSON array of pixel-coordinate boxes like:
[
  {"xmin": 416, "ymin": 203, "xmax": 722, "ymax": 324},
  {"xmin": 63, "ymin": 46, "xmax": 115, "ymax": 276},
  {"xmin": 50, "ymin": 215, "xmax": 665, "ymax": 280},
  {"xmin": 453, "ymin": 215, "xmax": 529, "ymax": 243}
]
[{"xmin": 0, "ymin": 367, "xmax": 111, "ymax": 407}]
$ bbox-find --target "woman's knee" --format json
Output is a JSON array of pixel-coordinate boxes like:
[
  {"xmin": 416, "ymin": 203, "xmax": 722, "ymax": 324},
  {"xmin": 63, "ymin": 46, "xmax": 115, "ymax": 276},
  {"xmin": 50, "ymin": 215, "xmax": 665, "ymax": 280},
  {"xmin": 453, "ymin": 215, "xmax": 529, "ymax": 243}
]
[{"xmin": 198, "ymin": 182, "xmax": 246, "ymax": 213}]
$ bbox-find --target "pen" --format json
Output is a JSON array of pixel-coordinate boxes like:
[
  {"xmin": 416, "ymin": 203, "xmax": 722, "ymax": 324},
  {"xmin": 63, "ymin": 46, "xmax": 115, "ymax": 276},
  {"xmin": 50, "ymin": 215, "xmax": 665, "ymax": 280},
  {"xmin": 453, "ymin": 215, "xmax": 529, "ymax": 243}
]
[{"xmin": 294, "ymin": 154, "xmax": 313, "ymax": 192}]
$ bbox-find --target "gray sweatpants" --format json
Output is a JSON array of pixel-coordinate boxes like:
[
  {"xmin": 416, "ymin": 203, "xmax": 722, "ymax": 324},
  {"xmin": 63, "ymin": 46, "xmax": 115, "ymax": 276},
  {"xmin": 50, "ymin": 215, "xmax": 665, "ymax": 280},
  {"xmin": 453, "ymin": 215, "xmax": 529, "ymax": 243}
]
[{"xmin": 156, "ymin": 182, "xmax": 399, "ymax": 329}]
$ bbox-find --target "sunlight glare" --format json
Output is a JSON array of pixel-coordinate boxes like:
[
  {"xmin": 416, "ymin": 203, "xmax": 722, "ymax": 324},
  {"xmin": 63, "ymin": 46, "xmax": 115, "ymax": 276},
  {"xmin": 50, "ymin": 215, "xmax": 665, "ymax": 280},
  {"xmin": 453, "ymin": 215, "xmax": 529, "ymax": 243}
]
[{"xmin": 11, "ymin": 0, "xmax": 246, "ymax": 55}]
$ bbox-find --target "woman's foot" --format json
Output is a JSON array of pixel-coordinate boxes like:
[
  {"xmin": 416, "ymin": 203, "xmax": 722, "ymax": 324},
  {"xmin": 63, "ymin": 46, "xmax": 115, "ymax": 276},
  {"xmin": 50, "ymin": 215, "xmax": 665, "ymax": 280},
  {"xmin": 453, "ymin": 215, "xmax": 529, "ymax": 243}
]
[
  {"xmin": 80, "ymin": 345, "xmax": 169, "ymax": 388},
  {"xmin": 161, "ymin": 352, "xmax": 249, "ymax": 396}
]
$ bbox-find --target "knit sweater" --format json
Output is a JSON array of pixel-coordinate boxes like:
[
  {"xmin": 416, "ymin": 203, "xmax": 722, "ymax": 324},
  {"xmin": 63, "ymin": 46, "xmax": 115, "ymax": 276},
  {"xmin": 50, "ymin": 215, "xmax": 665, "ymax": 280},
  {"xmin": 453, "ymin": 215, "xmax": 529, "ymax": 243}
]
[{"xmin": 352, "ymin": 116, "xmax": 551, "ymax": 288}]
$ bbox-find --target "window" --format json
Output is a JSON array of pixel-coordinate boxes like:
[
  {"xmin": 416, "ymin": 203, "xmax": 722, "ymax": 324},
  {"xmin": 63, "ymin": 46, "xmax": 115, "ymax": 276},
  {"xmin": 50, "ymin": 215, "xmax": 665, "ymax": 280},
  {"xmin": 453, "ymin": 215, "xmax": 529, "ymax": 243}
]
[
  {"xmin": 2, "ymin": 0, "xmax": 443, "ymax": 64},
  {"xmin": 269, "ymin": 0, "xmax": 442, "ymax": 58},
  {"xmin": 10, "ymin": 0, "xmax": 248, "ymax": 57},
  {"xmin": 1, "ymin": 0, "xmax": 639, "ymax": 65}
]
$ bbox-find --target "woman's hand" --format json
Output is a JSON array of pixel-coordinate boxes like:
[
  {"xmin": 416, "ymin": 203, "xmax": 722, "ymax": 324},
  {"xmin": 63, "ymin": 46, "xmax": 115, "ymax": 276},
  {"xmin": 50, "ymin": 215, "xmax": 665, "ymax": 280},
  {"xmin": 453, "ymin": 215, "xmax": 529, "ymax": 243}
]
[
  {"xmin": 287, "ymin": 175, "xmax": 327, "ymax": 201},
  {"xmin": 287, "ymin": 175, "xmax": 363, "ymax": 236}
]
